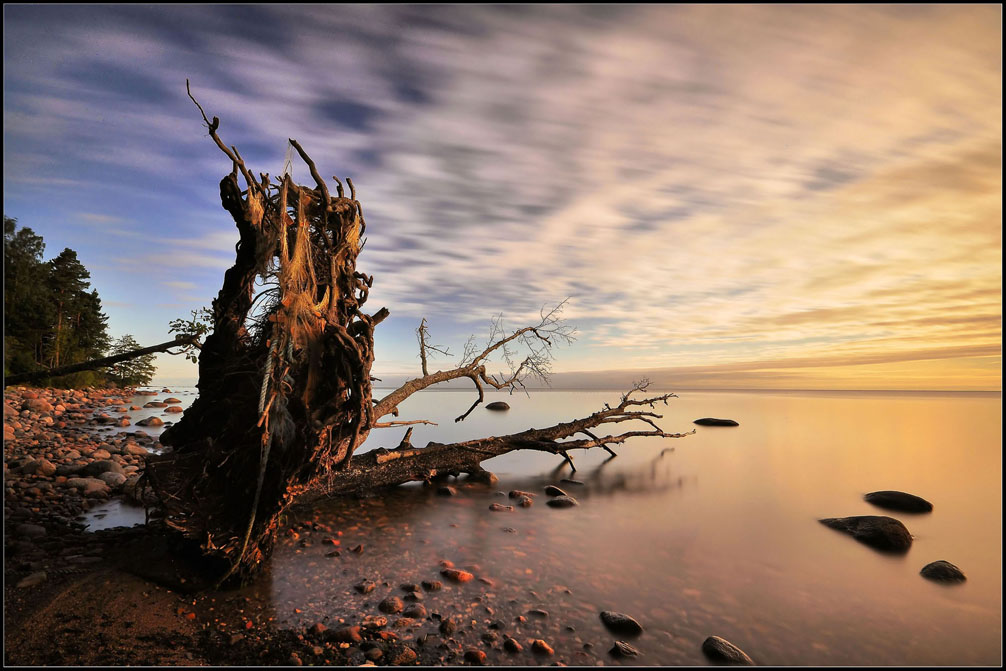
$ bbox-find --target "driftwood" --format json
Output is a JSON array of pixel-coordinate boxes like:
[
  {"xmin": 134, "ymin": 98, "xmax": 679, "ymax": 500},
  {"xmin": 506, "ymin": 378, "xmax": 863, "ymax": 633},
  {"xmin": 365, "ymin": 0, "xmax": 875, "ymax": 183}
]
[
  {"xmin": 140, "ymin": 83, "xmax": 691, "ymax": 586},
  {"xmin": 3, "ymin": 335, "xmax": 200, "ymax": 387}
]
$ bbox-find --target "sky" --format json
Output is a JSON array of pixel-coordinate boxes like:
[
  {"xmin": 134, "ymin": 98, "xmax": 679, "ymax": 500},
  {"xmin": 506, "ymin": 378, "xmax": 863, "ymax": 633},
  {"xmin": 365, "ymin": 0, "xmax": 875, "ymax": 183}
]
[{"xmin": 3, "ymin": 4, "xmax": 1002, "ymax": 390}]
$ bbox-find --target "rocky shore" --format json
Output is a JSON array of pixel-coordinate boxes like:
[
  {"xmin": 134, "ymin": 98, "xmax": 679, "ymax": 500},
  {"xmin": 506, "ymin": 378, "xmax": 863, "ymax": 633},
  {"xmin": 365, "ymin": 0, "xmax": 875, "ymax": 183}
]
[{"xmin": 3, "ymin": 386, "xmax": 627, "ymax": 666}]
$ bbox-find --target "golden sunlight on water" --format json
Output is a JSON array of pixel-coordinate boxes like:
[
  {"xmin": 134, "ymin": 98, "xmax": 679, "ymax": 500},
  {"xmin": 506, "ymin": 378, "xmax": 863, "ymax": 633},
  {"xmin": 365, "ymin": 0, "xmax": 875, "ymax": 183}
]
[{"xmin": 248, "ymin": 389, "xmax": 999, "ymax": 665}]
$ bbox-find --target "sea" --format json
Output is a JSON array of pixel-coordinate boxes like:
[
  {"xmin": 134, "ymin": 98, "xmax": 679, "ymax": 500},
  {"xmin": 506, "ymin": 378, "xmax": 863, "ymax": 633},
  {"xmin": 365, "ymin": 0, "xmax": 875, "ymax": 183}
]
[{"xmin": 86, "ymin": 387, "xmax": 1002, "ymax": 666}]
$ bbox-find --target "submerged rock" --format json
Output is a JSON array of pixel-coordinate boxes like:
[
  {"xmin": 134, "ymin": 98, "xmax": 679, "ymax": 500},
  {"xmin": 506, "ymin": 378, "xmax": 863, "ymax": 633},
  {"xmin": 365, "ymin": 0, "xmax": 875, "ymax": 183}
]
[
  {"xmin": 599, "ymin": 611, "xmax": 643, "ymax": 636},
  {"xmin": 702, "ymin": 636, "xmax": 754, "ymax": 665},
  {"xmin": 610, "ymin": 641, "xmax": 640, "ymax": 657},
  {"xmin": 693, "ymin": 418, "xmax": 739, "ymax": 426},
  {"xmin": 546, "ymin": 495, "xmax": 578, "ymax": 508},
  {"xmin": 864, "ymin": 490, "xmax": 933, "ymax": 513},
  {"xmin": 920, "ymin": 560, "xmax": 967, "ymax": 583},
  {"xmin": 819, "ymin": 515, "xmax": 912, "ymax": 553},
  {"xmin": 485, "ymin": 401, "xmax": 510, "ymax": 411}
]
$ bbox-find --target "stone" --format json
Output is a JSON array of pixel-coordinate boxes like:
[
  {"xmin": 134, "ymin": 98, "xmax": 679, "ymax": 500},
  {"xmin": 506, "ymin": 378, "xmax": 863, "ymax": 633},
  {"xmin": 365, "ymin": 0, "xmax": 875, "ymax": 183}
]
[
  {"xmin": 599, "ymin": 611, "xmax": 643, "ymax": 636},
  {"xmin": 136, "ymin": 417, "xmax": 164, "ymax": 427},
  {"xmin": 82, "ymin": 459, "xmax": 124, "ymax": 477},
  {"xmin": 503, "ymin": 636, "xmax": 523, "ymax": 653},
  {"xmin": 143, "ymin": 401, "xmax": 168, "ymax": 408},
  {"xmin": 379, "ymin": 596, "xmax": 404, "ymax": 614},
  {"xmin": 388, "ymin": 646, "xmax": 417, "ymax": 665},
  {"xmin": 489, "ymin": 503, "xmax": 514, "ymax": 512},
  {"xmin": 355, "ymin": 579, "xmax": 377, "ymax": 594},
  {"xmin": 16, "ymin": 523, "xmax": 46, "ymax": 538},
  {"xmin": 532, "ymin": 639, "xmax": 554, "ymax": 655},
  {"xmin": 98, "ymin": 472, "xmax": 127, "ymax": 488},
  {"xmin": 508, "ymin": 490, "xmax": 534, "ymax": 499},
  {"xmin": 17, "ymin": 571, "xmax": 47, "ymax": 588},
  {"xmin": 329, "ymin": 626, "xmax": 363, "ymax": 643},
  {"xmin": 466, "ymin": 470, "xmax": 499, "ymax": 486},
  {"xmin": 439, "ymin": 618, "xmax": 457, "ymax": 635},
  {"xmin": 560, "ymin": 478, "xmax": 584, "ymax": 486},
  {"xmin": 920, "ymin": 560, "xmax": 967, "ymax": 583},
  {"xmin": 464, "ymin": 649, "xmax": 487, "ymax": 665},
  {"xmin": 819, "ymin": 515, "xmax": 912, "ymax": 553},
  {"xmin": 517, "ymin": 495, "xmax": 533, "ymax": 508},
  {"xmin": 22, "ymin": 399, "xmax": 53, "ymax": 414},
  {"xmin": 610, "ymin": 641, "xmax": 639, "ymax": 657},
  {"xmin": 546, "ymin": 496, "xmax": 579, "ymax": 508},
  {"xmin": 441, "ymin": 568, "xmax": 474, "ymax": 583},
  {"xmin": 485, "ymin": 401, "xmax": 510, "ymax": 411},
  {"xmin": 421, "ymin": 580, "xmax": 443, "ymax": 592},
  {"xmin": 693, "ymin": 417, "xmax": 739, "ymax": 426},
  {"xmin": 702, "ymin": 636, "xmax": 754, "ymax": 665},
  {"xmin": 864, "ymin": 490, "xmax": 933, "ymax": 513},
  {"xmin": 35, "ymin": 458, "xmax": 57, "ymax": 477},
  {"xmin": 163, "ymin": 397, "xmax": 182, "ymax": 404},
  {"xmin": 402, "ymin": 603, "xmax": 427, "ymax": 618},
  {"xmin": 544, "ymin": 485, "xmax": 567, "ymax": 497},
  {"xmin": 164, "ymin": 406, "xmax": 184, "ymax": 413}
]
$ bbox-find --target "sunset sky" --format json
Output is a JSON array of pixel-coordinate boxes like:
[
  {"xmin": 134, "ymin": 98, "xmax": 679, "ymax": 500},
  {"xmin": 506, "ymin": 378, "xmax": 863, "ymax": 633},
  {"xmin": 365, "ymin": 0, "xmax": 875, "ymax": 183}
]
[{"xmin": 3, "ymin": 5, "xmax": 1001, "ymax": 390}]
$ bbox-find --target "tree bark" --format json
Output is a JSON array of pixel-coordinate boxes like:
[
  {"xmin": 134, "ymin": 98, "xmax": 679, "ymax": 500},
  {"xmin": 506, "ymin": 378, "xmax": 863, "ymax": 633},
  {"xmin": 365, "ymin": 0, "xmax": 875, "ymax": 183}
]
[{"xmin": 3, "ymin": 335, "xmax": 200, "ymax": 386}]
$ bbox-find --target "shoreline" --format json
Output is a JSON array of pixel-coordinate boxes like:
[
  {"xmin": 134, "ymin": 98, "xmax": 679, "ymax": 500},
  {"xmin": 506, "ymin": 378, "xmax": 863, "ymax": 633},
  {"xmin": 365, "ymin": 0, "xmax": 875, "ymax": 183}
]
[{"xmin": 3, "ymin": 386, "xmax": 576, "ymax": 666}]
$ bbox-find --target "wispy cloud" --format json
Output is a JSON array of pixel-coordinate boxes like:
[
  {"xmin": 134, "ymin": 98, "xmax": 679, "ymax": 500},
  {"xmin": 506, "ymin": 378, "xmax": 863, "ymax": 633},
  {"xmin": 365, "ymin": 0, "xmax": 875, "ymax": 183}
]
[{"xmin": 3, "ymin": 4, "xmax": 1000, "ymax": 389}]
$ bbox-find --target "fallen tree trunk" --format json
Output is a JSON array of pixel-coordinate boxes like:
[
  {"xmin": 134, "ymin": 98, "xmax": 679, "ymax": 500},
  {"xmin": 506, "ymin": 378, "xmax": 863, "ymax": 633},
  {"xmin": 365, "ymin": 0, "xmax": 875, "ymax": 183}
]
[
  {"xmin": 141, "ymin": 84, "xmax": 692, "ymax": 587},
  {"xmin": 3, "ymin": 335, "xmax": 200, "ymax": 387}
]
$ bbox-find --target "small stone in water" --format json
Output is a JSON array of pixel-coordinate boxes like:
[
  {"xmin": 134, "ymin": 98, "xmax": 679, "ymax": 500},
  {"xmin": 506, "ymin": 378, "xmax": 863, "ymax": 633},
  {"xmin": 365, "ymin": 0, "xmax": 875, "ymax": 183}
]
[
  {"xmin": 610, "ymin": 641, "xmax": 639, "ymax": 657},
  {"xmin": 532, "ymin": 639, "xmax": 554, "ymax": 655},
  {"xmin": 544, "ymin": 485, "xmax": 566, "ymax": 497},
  {"xmin": 504, "ymin": 637, "xmax": 523, "ymax": 653},
  {"xmin": 546, "ymin": 496, "xmax": 578, "ymax": 508}
]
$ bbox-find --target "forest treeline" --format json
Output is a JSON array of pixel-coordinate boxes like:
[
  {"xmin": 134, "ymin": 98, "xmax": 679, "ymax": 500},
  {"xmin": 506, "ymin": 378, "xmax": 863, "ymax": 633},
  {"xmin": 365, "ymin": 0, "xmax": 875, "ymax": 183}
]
[{"xmin": 4, "ymin": 216, "xmax": 156, "ymax": 387}]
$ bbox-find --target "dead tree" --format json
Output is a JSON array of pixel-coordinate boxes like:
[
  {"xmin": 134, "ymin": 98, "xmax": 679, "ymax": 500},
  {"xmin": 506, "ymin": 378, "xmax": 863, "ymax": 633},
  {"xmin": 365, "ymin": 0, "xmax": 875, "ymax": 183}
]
[
  {"xmin": 143, "ymin": 84, "xmax": 691, "ymax": 586},
  {"xmin": 3, "ymin": 335, "xmax": 200, "ymax": 387}
]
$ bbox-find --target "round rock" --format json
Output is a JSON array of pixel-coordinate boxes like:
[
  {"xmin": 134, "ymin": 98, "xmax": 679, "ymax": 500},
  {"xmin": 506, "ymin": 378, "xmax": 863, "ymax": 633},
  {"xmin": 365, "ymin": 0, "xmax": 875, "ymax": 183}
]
[
  {"xmin": 485, "ymin": 401, "xmax": 510, "ymax": 411},
  {"xmin": 599, "ymin": 611, "xmax": 643, "ymax": 636},
  {"xmin": 546, "ymin": 495, "xmax": 579, "ymax": 508},
  {"xmin": 693, "ymin": 417, "xmax": 739, "ymax": 426},
  {"xmin": 819, "ymin": 515, "xmax": 913, "ymax": 553},
  {"xmin": 544, "ymin": 485, "xmax": 567, "ymax": 497},
  {"xmin": 920, "ymin": 560, "xmax": 966, "ymax": 583},
  {"xmin": 702, "ymin": 636, "xmax": 754, "ymax": 665},
  {"xmin": 864, "ymin": 490, "xmax": 933, "ymax": 513}
]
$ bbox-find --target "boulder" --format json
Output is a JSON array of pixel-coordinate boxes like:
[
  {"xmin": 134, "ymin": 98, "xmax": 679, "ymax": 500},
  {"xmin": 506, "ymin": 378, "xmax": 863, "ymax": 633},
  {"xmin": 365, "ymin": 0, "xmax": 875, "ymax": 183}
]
[
  {"xmin": 21, "ymin": 399, "xmax": 53, "ymax": 414},
  {"xmin": 693, "ymin": 417, "xmax": 739, "ymax": 426},
  {"xmin": 819, "ymin": 515, "xmax": 912, "ymax": 553},
  {"xmin": 99, "ymin": 471, "xmax": 127, "ymax": 488},
  {"xmin": 164, "ymin": 406, "xmax": 184, "ymax": 413},
  {"xmin": 702, "ymin": 636, "xmax": 754, "ymax": 665},
  {"xmin": 82, "ymin": 459, "xmax": 124, "ymax": 477},
  {"xmin": 136, "ymin": 417, "xmax": 164, "ymax": 427},
  {"xmin": 441, "ymin": 568, "xmax": 474, "ymax": 583},
  {"xmin": 163, "ymin": 397, "xmax": 182, "ymax": 404},
  {"xmin": 485, "ymin": 401, "xmax": 510, "ymax": 411},
  {"xmin": 864, "ymin": 490, "xmax": 933, "ymax": 513},
  {"xmin": 920, "ymin": 560, "xmax": 966, "ymax": 583},
  {"xmin": 599, "ymin": 611, "xmax": 643, "ymax": 636},
  {"xmin": 544, "ymin": 485, "xmax": 567, "ymax": 497}
]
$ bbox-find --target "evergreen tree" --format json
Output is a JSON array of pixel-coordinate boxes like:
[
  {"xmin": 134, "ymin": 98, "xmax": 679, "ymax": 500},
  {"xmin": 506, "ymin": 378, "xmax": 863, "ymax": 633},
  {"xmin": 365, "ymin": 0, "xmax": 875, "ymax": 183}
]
[
  {"xmin": 105, "ymin": 334, "xmax": 157, "ymax": 386},
  {"xmin": 4, "ymin": 217, "xmax": 111, "ymax": 383}
]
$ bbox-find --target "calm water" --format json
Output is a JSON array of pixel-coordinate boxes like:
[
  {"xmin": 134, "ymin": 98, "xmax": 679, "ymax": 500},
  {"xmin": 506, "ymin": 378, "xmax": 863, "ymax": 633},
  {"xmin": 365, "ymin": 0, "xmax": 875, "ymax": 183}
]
[{"xmin": 94, "ymin": 388, "xmax": 1003, "ymax": 665}]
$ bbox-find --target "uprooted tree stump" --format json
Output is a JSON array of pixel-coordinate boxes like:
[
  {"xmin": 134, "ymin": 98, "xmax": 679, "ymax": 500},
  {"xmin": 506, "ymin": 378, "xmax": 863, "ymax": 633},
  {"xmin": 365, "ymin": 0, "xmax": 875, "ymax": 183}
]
[{"xmin": 140, "ymin": 82, "xmax": 693, "ymax": 586}]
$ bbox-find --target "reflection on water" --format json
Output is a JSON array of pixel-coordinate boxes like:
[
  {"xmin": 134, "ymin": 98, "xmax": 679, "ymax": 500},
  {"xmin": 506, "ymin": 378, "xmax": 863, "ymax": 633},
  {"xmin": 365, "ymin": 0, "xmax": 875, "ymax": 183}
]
[
  {"xmin": 81, "ymin": 498, "xmax": 147, "ymax": 531},
  {"xmin": 251, "ymin": 389, "xmax": 1000, "ymax": 666}
]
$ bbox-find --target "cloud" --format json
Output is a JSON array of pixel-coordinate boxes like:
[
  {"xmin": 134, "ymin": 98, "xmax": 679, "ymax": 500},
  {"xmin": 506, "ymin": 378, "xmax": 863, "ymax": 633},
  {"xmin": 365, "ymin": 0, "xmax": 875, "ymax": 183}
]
[{"xmin": 3, "ymin": 5, "xmax": 1001, "ymax": 389}]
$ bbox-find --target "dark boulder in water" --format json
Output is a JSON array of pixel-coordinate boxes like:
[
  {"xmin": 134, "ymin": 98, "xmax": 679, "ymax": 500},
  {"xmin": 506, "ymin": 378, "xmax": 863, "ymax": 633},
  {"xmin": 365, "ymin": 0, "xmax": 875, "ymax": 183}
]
[
  {"xmin": 485, "ymin": 401, "xmax": 510, "ymax": 411},
  {"xmin": 864, "ymin": 490, "xmax": 933, "ymax": 513},
  {"xmin": 544, "ymin": 485, "xmax": 567, "ymax": 497},
  {"xmin": 693, "ymin": 417, "xmax": 739, "ymax": 426},
  {"xmin": 819, "ymin": 515, "xmax": 912, "ymax": 553},
  {"xmin": 599, "ymin": 611, "xmax": 643, "ymax": 636},
  {"xmin": 610, "ymin": 641, "xmax": 640, "ymax": 657},
  {"xmin": 702, "ymin": 636, "xmax": 754, "ymax": 665},
  {"xmin": 546, "ymin": 495, "xmax": 579, "ymax": 508},
  {"xmin": 920, "ymin": 560, "xmax": 966, "ymax": 583}
]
